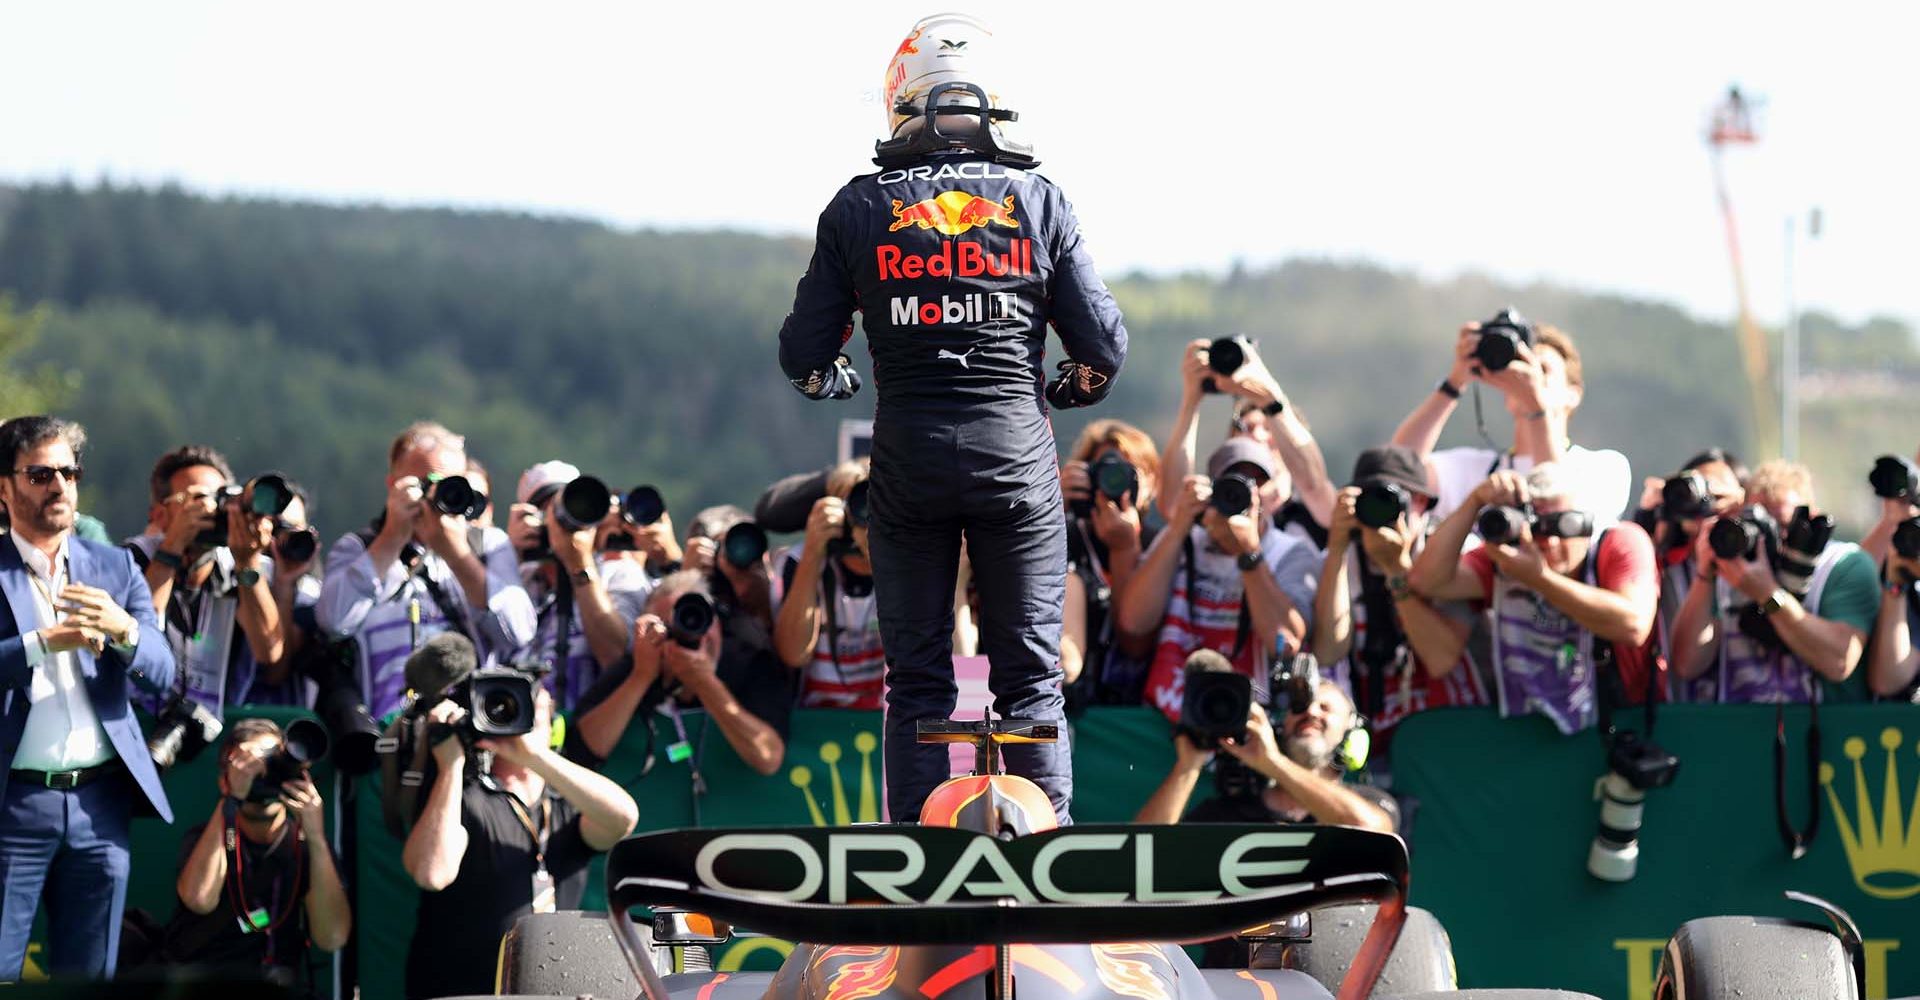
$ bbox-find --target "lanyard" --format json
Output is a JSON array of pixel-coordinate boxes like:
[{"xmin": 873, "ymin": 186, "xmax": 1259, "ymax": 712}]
[
  {"xmin": 25, "ymin": 555, "xmax": 67, "ymax": 621},
  {"xmin": 504, "ymin": 792, "xmax": 552, "ymax": 870}
]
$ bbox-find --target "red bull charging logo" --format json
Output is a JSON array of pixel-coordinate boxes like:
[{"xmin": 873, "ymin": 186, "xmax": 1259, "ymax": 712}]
[{"xmin": 888, "ymin": 191, "xmax": 1020, "ymax": 237}]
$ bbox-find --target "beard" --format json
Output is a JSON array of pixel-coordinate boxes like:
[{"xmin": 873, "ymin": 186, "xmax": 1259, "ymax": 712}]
[
  {"xmin": 23, "ymin": 494, "xmax": 76, "ymax": 536},
  {"xmin": 1285, "ymin": 731, "xmax": 1337, "ymax": 772}
]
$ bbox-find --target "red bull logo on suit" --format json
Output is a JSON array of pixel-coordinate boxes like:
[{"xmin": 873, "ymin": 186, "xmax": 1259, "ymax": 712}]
[{"xmin": 888, "ymin": 191, "xmax": 1020, "ymax": 236}]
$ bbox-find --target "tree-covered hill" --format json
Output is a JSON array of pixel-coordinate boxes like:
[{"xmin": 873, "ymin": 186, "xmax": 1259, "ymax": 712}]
[{"xmin": 0, "ymin": 181, "xmax": 1913, "ymax": 538}]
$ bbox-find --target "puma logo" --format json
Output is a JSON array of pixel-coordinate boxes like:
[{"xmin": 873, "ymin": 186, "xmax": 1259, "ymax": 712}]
[{"xmin": 937, "ymin": 348, "xmax": 975, "ymax": 368}]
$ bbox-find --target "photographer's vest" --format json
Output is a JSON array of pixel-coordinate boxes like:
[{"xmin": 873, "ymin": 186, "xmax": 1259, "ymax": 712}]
[
  {"xmin": 1488, "ymin": 528, "xmax": 1613, "ymax": 735},
  {"xmin": 1708, "ymin": 542, "xmax": 1857, "ymax": 704},
  {"xmin": 1145, "ymin": 527, "xmax": 1293, "ymax": 720},
  {"xmin": 1654, "ymin": 555, "xmax": 1721, "ymax": 703},
  {"xmin": 125, "ymin": 533, "xmax": 255, "ymax": 714},
  {"xmin": 1336, "ymin": 548, "xmax": 1487, "ymax": 735},
  {"xmin": 781, "ymin": 543, "xmax": 885, "ymax": 710}
]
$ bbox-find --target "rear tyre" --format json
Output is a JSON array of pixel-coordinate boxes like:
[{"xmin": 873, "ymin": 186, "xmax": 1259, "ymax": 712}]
[
  {"xmin": 1265, "ymin": 903, "xmax": 1455, "ymax": 997},
  {"xmin": 1654, "ymin": 915, "xmax": 1857, "ymax": 1000},
  {"xmin": 496, "ymin": 910, "xmax": 645, "ymax": 997}
]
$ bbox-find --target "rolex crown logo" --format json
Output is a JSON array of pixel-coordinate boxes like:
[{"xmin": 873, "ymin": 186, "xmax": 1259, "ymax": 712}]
[
  {"xmin": 1819, "ymin": 726, "xmax": 1920, "ymax": 900},
  {"xmin": 789, "ymin": 731, "xmax": 881, "ymax": 826}
]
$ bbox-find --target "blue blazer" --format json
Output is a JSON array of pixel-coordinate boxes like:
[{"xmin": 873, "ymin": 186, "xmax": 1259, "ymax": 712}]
[{"xmin": 0, "ymin": 535, "xmax": 176, "ymax": 822}]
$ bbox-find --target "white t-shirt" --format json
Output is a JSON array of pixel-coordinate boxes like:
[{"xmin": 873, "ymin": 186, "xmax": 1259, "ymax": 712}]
[{"xmin": 1428, "ymin": 445, "xmax": 1632, "ymax": 525}]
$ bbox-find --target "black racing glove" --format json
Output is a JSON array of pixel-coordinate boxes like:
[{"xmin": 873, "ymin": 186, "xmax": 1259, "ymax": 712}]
[
  {"xmin": 790, "ymin": 355, "xmax": 863, "ymax": 401},
  {"xmin": 1045, "ymin": 360, "xmax": 1114, "ymax": 409}
]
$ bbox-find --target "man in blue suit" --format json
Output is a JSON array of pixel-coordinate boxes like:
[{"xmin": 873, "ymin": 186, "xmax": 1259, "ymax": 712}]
[{"xmin": 0, "ymin": 415, "xmax": 174, "ymax": 981}]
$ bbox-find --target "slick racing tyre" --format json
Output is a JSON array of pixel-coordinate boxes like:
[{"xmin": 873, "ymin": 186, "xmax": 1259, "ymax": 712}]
[
  {"xmin": 496, "ymin": 910, "xmax": 647, "ymax": 997},
  {"xmin": 1393, "ymin": 993, "xmax": 1599, "ymax": 999},
  {"xmin": 1655, "ymin": 915, "xmax": 1858, "ymax": 1000},
  {"xmin": 1266, "ymin": 903, "xmax": 1456, "ymax": 997}
]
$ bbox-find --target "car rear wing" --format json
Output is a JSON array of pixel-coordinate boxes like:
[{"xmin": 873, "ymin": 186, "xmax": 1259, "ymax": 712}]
[{"xmin": 605, "ymin": 823, "xmax": 1409, "ymax": 1000}]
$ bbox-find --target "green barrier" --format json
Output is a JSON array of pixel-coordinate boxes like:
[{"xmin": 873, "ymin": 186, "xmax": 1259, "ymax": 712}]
[
  {"xmin": 353, "ymin": 707, "xmax": 1178, "ymax": 1000},
  {"xmin": 1393, "ymin": 704, "xmax": 1920, "ymax": 1000},
  {"xmin": 19, "ymin": 706, "xmax": 337, "ymax": 996}
]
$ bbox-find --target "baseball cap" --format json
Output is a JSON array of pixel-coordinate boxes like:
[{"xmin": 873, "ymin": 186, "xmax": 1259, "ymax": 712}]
[
  {"xmin": 1349, "ymin": 446, "xmax": 1433, "ymax": 499},
  {"xmin": 1207, "ymin": 439, "xmax": 1277, "ymax": 482},
  {"xmin": 516, "ymin": 460, "xmax": 581, "ymax": 505}
]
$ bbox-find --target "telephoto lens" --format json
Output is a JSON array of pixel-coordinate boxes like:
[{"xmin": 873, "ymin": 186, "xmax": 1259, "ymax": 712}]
[
  {"xmin": 1472, "ymin": 308, "xmax": 1536, "ymax": 371},
  {"xmin": 846, "ymin": 480, "xmax": 872, "ymax": 527},
  {"xmin": 1209, "ymin": 473, "xmax": 1257, "ymax": 518},
  {"xmin": 247, "ymin": 474, "xmax": 296, "ymax": 518},
  {"xmin": 555, "ymin": 476, "xmax": 613, "ymax": 532},
  {"xmin": 723, "ymin": 521, "xmax": 770, "ymax": 567},
  {"xmin": 277, "ymin": 526, "xmax": 320, "ymax": 564},
  {"xmin": 1533, "ymin": 510, "xmax": 1595, "ymax": 539},
  {"xmin": 1708, "ymin": 515, "xmax": 1763, "ymax": 560},
  {"xmin": 428, "ymin": 475, "xmax": 488, "ymax": 520},
  {"xmin": 1201, "ymin": 335, "xmax": 1254, "ymax": 393},
  {"xmin": 1092, "ymin": 454, "xmax": 1138, "ymax": 502},
  {"xmin": 147, "ymin": 696, "xmax": 225, "ymax": 771},
  {"xmin": 1587, "ymin": 731, "xmax": 1680, "ymax": 882},
  {"xmin": 668, "ymin": 592, "xmax": 718, "ymax": 649},
  {"xmin": 1869, "ymin": 455, "xmax": 1920, "ymax": 500},
  {"xmin": 1894, "ymin": 517, "xmax": 1920, "ymax": 560},
  {"xmin": 1476, "ymin": 505, "xmax": 1530, "ymax": 545},
  {"xmin": 1354, "ymin": 481, "xmax": 1410, "ymax": 530},
  {"xmin": 622, "ymin": 485, "xmax": 667, "ymax": 526}
]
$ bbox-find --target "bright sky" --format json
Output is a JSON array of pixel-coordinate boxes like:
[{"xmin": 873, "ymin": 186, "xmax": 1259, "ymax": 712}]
[{"xmin": 4, "ymin": 1, "xmax": 1915, "ymax": 331}]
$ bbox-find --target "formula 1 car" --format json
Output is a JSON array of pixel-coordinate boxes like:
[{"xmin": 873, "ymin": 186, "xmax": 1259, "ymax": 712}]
[{"xmin": 477, "ymin": 720, "xmax": 1878, "ymax": 1000}]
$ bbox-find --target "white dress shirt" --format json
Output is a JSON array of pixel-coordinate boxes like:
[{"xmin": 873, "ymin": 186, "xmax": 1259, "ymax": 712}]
[{"xmin": 13, "ymin": 531, "xmax": 114, "ymax": 771}]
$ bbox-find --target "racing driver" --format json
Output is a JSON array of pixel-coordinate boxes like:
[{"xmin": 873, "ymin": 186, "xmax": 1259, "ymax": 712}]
[{"xmin": 778, "ymin": 13, "xmax": 1129, "ymax": 824}]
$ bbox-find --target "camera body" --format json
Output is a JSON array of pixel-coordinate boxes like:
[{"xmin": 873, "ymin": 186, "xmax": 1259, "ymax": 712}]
[
  {"xmin": 248, "ymin": 717, "xmax": 331, "ymax": 804},
  {"xmin": 199, "ymin": 474, "xmax": 297, "ymax": 548},
  {"xmin": 427, "ymin": 475, "xmax": 488, "ymax": 520},
  {"xmin": 1210, "ymin": 473, "xmax": 1258, "ymax": 518},
  {"xmin": 1661, "ymin": 471, "xmax": 1717, "ymax": 521},
  {"xmin": 1588, "ymin": 729, "xmax": 1681, "ymax": 882},
  {"xmin": 1473, "ymin": 308, "xmax": 1537, "ymax": 371},
  {"xmin": 1354, "ymin": 481, "xmax": 1410, "ymax": 530},
  {"xmin": 1071, "ymin": 453, "xmax": 1138, "ymax": 519},
  {"xmin": 1894, "ymin": 517, "xmax": 1920, "ymax": 560},
  {"xmin": 1869, "ymin": 455, "xmax": 1919, "ymax": 500},
  {"xmin": 1270, "ymin": 652, "xmax": 1321, "ymax": 717},
  {"xmin": 1201, "ymin": 335, "xmax": 1254, "ymax": 394},
  {"xmin": 148, "ymin": 695, "xmax": 225, "ymax": 771},
  {"xmin": 1708, "ymin": 505, "xmax": 1776, "ymax": 561}
]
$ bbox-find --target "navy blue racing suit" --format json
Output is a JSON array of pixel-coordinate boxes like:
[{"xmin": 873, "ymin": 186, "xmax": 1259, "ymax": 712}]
[{"xmin": 778, "ymin": 152, "xmax": 1128, "ymax": 824}]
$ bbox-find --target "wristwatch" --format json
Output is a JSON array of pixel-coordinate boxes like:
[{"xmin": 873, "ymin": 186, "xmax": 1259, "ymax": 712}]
[
  {"xmin": 235, "ymin": 567, "xmax": 262, "ymax": 588},
  {"xmin": 1435, "ymin": 377, "xmax": 1462, "ymax": 400},
  {"xmin": 1261, "ymin": 398, "xmax": 1285, "ymax": 417},
  {"xmin": 1235, "ymin": 550, "xmax": 1263, "ymax": 573},
  {"xmin": 1386, "ymin": 574, "xmax": 1413, "ymax": 601},
  {"xmin": 571, "ymin": 567, "xmax": 597, "ymax": 586},
  {"xmin": 1757, "ymin": 588, "xmax": 1790, "ymax": 616},
  {"xmin": 151, "ymin": 549, "xmax": 185, "ymax": 571}
]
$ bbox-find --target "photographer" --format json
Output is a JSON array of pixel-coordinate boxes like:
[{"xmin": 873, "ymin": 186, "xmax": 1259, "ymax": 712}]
[
  {"xmin": 316, "ymin": 422, "xmax": 535, "ymax": 719},
  {"xmin": 1410, "ymin": 463, "xmax": 1661, "ymax": 733},
  {"xmin": 1135, "ymin": 666, "xmax": 1392, "ymax": 832},
  {"xmin": 127, "ymin": 446, "xmax": 286, "ymax": 712},
  {"xmin": 1159, "ymin": 338, "xmax": 1337, "ymax": 542},
  {"xmin": 575, "ymin": 570, "xmax": 790, "ymax": 775},
  {"xmin": 1059, "ymin": 420, "xmax": 1159, "ymax": 703},
  {"xmin": 1393, "ymin": 315, "xmax": 1632, "ymax": 523},
  {"xmin": 684, "ymin": 505, "xmax": 778, "ymax": 641},
  {"xmin": 402, "ymin": 686, "xmax": 638, "ymax": 1000},
  {"xmin": 1860, "ymin": 447, "xmax": 1920, "ymax": 568},
  {"xmin": 1118, "ymin": 440, "xmax": 1320, "ymax": 720},
  {"xmin": 1314, "ymin": 447, "xmax": 1484, "ymax": 751},
  {"xmin": 256, "ymin": 482, "xmax": 325, "ymax": 706},
  {"xmin": 776, "ymin": 461, "xmax": 885, "ymax": 708},
  {"xmin": 167, "ymin": 720, "xmax": 349, "ymax": 992},
  {"xmin": 1630, "ymin": 451, "xmax": 1746, "ymax": 701},
  {"xmin": 1668, "ymin": 461, "xmax": 1876, "ymax": 702},
  {"xmin": 506, "ymin": 462, "xmax": 653, "ymax": 711},
  {"xmin": 606, "ymin": 486, "xmax": 684, "ymax": 581},
  {"xmin": 1869, "ymin": 533, "xmax": 1920, "ymax": 699}
]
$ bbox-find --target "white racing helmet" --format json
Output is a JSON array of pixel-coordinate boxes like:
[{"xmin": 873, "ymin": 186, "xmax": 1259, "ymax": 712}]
[{"xmin": 875, "ymin": 13, "xmax": 1036, "ymax": 168}]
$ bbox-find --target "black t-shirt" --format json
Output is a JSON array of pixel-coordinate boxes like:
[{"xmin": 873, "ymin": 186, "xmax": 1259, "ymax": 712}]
[
  {"xmin": 1184, "ymin": 782, "xmax": 1401, "ymax": 829},
  {"xmin": 404, "ymin": 781, "xmax": 596, "ymax": 1000},
  {"xmin": 165, "ymin": 819, "xmax": 320, "ymax": 978},
  {"xmin": 571, "ymin": 634, "xmax": 796, "ymax": 765}
]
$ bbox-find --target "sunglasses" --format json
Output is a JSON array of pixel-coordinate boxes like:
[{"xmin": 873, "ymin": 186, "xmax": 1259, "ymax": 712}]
[{"xmin": 12, "ymin": 465, "xmax": 83, "ymax": 487}]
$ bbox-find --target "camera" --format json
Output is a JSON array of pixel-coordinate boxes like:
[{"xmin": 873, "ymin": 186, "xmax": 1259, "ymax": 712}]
[
  {"xmin": 1210, "ymin": 473, "xmax": 1258, "ymax": 518},
  {"xmin": 1354, "ymin": 481, "xmax": 1410, "ymax": 530},
  {"xmin": 275, "ymin": 524, "xmax": 320, "ymax": 564},
  {"xmin": 828, "ymin": 480, "xmax": 872, "ymax": 558},
  {"xmin": 198, "ymin": 474, "xmax": 296, "ymax": 548},
  {"xmin": 1201, "ymin": 335, "xmax": 1255, "ymax": 394},
  {"xmin": 668, "ymin": 592, "xmax": 718, "ymax": 649},
  {"xmin": 622, "ymin": 485, "xmax": 667, "ymax": 527},
  {"xmin": 1661, "ymin": 472, "xmax": 1717, "ymax": 521},
  {"xmin": 1179, "ymin": 671, "xmax": 1252, "ymax": 750},
  {"xmin": 1271, "ymin": 652, "xmax": 1321, "ymax": 716},
  {"xmin": 1472, "ymin": 308, "xmax": 1537, "ymax": 372},
  {"xmin": 553, "ymin": 476, "xmax": 613, "ymax": 533},
  {"xmin": 461, "ymin": 668, "xmax": 538, "ymax": 738},
  {"xmin": 1894, "ymin": 517, "xmax": 1920, "ymax": 561},
  {"xmin": 1071, "ymin": 454, "xmax": 1137, "ymax": 519},
  {"xmin": 426, "ymin": 474, "xmax": 488, "ymax": 520},
  {"xmin": 1587, "ymin": 730, "xmax": 1681, "ymax": 882},
  {"xmin": 1476, "ymin": 504, "xmax": 1531, "ymax": 545},
  {"xmin": 1708, "ymin": 505, "xmax": 1777, "ymax": 561},
  {"xmin": 299, "ymin": 638, "xmax": 382, "ymax": 774},
  {"xmin": 1533, "ymin": 509, "xmax": 1595, "ymax": 539},
  {"xmin": 724, "ymin": 520, "xmax": 770, "ymax": 567},
  {"xmin": 1869, "ymin": 455, "xmax": 1919, "ymax": 500},
  {"xmin": 247, "ymin": 718, "xmax": 330, "ymax": 804},
  {"xmin": 148, "ymin": 694, "xmax": 224, "ymax": 771}
]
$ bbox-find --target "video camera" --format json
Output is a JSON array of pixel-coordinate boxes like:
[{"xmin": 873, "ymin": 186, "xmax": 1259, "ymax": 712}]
[
  {"xmin": 1472, "ymin": 308, "xmax": 1536, "ymax": 372},
  {"xmin": 148, "ymin": 693, "xmax": 224, "ymax": 772},
  {"xmin": 197, "ymin": 473, "xmax": 297, "ymax": 548},
  {"xmin": 247, "ymin": 718, "xmax": 330, "ymax": 804}
]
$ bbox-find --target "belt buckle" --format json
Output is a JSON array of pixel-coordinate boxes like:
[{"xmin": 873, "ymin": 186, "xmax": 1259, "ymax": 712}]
[{"xmin": 45, "ymin": 769, "xmax": 81, "ymax": 790}]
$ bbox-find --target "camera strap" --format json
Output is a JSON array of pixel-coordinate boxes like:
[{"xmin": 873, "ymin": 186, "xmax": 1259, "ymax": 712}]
[
  {"xmin": 1184, "ymin": 535, "xmax": 1252, "ymax": 664},
  {"xmin": 550, "ymin": 572, "xmax": 575, "ymax": 678},
  {"xmin": 1774, "ymin": 695, "xmax": 1821, "ymax": 859}
]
